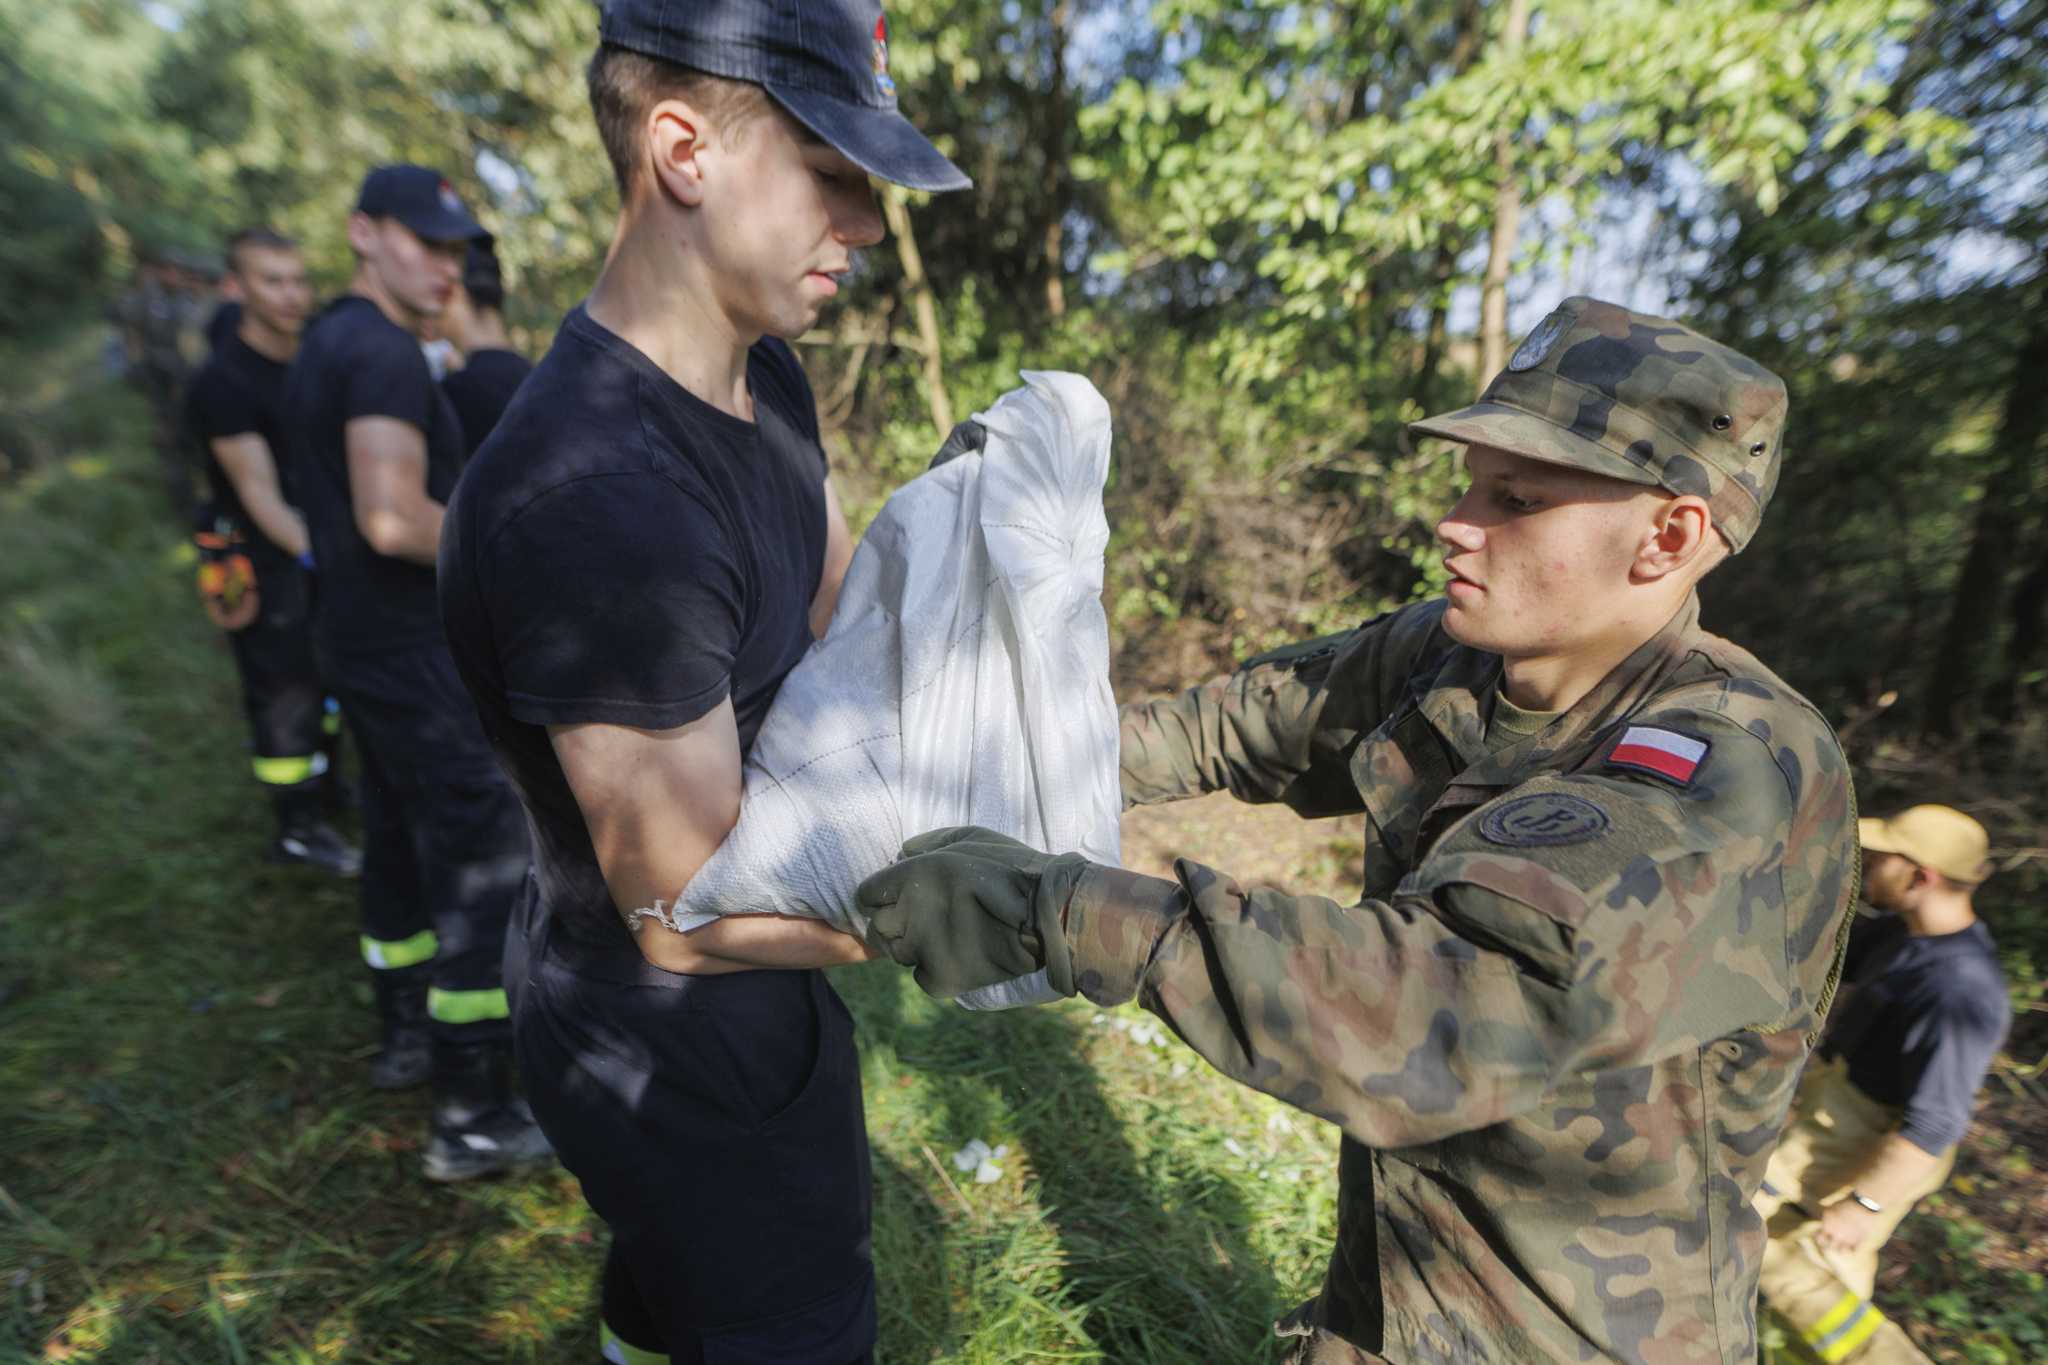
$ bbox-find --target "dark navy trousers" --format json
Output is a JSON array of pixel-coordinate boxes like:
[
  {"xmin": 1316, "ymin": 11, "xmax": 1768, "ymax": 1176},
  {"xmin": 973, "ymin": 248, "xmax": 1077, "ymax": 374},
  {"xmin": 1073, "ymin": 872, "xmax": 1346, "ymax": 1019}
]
[
  {"xmin": 322, "ymin": 639, "xmax": 528, "ymax": 1041},
  {"xmin": 505, "ymin": 890, "xmax": 876, "ymax": 1363}
]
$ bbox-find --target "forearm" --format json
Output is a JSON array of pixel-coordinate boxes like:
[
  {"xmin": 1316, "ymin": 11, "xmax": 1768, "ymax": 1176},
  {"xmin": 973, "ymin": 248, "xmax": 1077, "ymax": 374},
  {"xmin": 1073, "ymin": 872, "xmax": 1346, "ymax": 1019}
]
[
  {"xmin": 243, "ymin": 487, "xmax": 310, "ymax": 560},
  {"xmin": 213, "ymin": 437, "xmax": 310, "ymax": 559},
  {"xmin": 347, "ymin": 424, "xmax": 446, "ymax": 566},
  {"xmin": 1062, "ymin": 861, "xmax": 1558, "ymax": 1147},
  {"xmin": 638, "ymin": 913, "xmax": 874, "ymax": 973},
  {"xmin": 1118, "ymin": 678, "xmax": 1308, "ymax": 808},
  {"xmin": 1118, "ymin": 690, "xmax": 1230, "ymax": 806},
  {"xmin": 358, "ymin": 498, "xmax": 445, "ymax": 566},
  {"xmin": 1118, "ymin": 630, "xmax": 1369, "ymax": 815},
  {"xmin": 1845, "ymin": 1132, "xmax": 1947, "ymax": 1208},
  {"xmin": 560, "ymin": 709, "xmax": 862, "ymax": 976}
]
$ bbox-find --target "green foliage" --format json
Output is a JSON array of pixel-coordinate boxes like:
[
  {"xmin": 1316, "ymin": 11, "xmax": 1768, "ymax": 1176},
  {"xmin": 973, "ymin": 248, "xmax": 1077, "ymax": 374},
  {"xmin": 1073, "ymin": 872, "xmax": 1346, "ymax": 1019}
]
[
  {"xmin": 137, "ymin": 0, "xmax": 617, "ymax": 315},
  {"xmin": 5, "ymin": 0, "xmax": 2015, "ymax": 658},
  {"xmin": 0, "ymin": 0, "xmax": 174, "ymax": 329},
  {"xmin": 1685, "ymin": 0, "xmax": 2048, "ymax": 731},
  {"xmin": 1081, "ymin": 0, "xmax": 1946, "ymax": 377}
]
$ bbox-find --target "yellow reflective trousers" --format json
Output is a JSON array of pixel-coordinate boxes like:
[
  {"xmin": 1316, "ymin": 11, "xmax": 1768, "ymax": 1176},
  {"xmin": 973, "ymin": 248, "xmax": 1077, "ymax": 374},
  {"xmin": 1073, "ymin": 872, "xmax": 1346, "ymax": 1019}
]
[{"xmin": 1757, "ymin": 1056, "xmax": 1950, "ymax": 1364}]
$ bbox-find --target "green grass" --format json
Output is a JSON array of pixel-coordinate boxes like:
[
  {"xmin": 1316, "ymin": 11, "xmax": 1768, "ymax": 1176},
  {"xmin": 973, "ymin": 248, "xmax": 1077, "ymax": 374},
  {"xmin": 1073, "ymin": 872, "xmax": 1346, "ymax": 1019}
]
[{"xmin": 0, "ymin": 371, "xmax": 1335, "ymax": 1362}]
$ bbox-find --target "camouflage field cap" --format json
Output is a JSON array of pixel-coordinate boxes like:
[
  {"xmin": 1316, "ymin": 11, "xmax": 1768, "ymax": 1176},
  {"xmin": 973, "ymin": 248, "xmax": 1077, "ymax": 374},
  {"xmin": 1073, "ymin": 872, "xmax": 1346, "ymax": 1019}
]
[{"xmin": 1411, "ymin": 296, "xmax": 1788, "ymax": 551}]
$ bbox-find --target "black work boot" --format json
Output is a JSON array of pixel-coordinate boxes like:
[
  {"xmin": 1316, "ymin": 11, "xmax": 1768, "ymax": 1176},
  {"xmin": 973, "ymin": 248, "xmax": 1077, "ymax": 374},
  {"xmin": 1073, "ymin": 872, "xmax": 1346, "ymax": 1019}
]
[
  {"xmin": 270, "ymin": 818, "xmax": 363, "ymax": 877},
  {"xmin": 368, "ymin": 968, "xmax": 433, "ymax": 1091},
  {"xmin": 423, "ymin": 1038, "xmax": 554, "ymax": 1183},
  {"xmin": 268, "ymin": 781, "xmax": 362, "ymax": 876}
]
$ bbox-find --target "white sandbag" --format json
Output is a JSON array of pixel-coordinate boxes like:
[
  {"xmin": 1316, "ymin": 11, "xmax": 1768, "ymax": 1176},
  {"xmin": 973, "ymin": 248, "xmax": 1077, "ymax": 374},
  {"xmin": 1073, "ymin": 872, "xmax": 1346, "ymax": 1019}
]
[{"xmin": 639, "ymin": 371, "xmax": 1122, "ymax": 1008}]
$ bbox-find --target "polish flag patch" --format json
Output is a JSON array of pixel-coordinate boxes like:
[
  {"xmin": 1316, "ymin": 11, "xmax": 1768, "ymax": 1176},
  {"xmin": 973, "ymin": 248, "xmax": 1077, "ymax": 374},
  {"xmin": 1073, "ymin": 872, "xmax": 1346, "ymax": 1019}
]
[{"xmin": 1606, "ymin": 725, "xmax": 1709, "ymax": 786}]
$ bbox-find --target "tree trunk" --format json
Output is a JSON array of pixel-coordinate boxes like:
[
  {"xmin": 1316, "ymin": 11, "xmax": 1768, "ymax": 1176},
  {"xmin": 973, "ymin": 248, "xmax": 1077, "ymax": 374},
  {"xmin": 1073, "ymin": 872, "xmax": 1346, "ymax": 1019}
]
[
  {"xmin": 1410, "ymin": 0, "xmax": 1484, "ymax": 407},
  {"xmin": 1994, "ymin": 554, "xmax": 2048, "ymax": 723},
  {"xmin": 883, "ymin": 187, "xmax": 954, "ymax": 434},
  {"xmin": 1476, "ymin": 0, "xmax": 1531, "ymax": 392},
  {"xmin": 1042, "ymin": 0, "xmax": 1071, "ymax": 320},
  {"xmin": 1412, "ymin": 239, "xmax": 1458, "ymax": 408},
  {"xmin": 1924, "ymin": 267, "xmax": 2048, "ymax": 735}
]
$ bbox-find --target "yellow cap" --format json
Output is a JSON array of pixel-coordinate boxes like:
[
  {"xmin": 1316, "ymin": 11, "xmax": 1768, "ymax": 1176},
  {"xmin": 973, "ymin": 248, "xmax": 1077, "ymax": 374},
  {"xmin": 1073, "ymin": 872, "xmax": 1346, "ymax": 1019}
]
[{"xmin": 1858, "ymin": 805, "xmax": 1993, "ymax": 886}]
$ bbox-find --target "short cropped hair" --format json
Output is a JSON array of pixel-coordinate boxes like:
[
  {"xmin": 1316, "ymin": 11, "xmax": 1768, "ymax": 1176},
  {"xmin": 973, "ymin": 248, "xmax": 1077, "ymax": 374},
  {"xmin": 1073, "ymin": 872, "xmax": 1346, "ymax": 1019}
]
[
  {"xmin": 225, "ymin": 227, "xmax": 298, "ymax": 275},
  {"xmin": 463, "ymin": 242, "xmax": 505, "ymax": 314},
  {"xmin": 586, "ymin": 44, "xmax": 773, "ymax": 196}
]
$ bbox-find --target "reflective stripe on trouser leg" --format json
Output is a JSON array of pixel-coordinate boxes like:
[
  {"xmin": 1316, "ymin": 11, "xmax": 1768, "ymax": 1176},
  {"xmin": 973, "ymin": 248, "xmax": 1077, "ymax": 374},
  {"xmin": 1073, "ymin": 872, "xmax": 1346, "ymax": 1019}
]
[
  {"xmin": 599, "ymin": 1321, "xmax": 668, "ymax": 1365},
  {"xmin": 428, "ymin": 986, "xmax": 510, "ymax": 1024},
  {"xmin": 252, "ymin": 752, "xmax": 330, "ymax": 785},
  {"xmin": 1801, "ymin": 1289, "xmax": 1884, "ymax": 1361},
  {"xmin": 361, "ymin": 930, "xmax": 438, "ymax": 969}
]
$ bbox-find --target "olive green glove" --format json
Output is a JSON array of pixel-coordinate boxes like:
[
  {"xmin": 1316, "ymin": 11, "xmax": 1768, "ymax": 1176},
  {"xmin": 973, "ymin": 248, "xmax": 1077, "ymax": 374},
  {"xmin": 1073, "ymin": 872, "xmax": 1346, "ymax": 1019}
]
[{"xmin": 856, "ymin": 826, "xmax": 1093, "ymax": 1001}]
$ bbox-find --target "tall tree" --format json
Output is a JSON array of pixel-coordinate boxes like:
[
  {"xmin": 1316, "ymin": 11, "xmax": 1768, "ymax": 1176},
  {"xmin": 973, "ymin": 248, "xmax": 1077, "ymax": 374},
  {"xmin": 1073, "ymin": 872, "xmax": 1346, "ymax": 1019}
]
[
  {"xmin": 1475, "ymin": 0, "xmax": 1530, "ymax": 389},
  {"xmin": 1926, "ymin": 263, "xmax": 2048, "ymax": 733},
  {"xmin": 1677, "ymin": 0, "xmax": 2047, "ymax": 721}
]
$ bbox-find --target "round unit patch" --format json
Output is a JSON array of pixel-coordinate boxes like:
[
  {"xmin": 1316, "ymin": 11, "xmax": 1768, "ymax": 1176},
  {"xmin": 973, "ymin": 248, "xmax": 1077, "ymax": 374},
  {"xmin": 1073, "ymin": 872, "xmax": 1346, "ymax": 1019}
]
[
  {"xmin": 1480, "ymin": 792, "xmax": 1611, "ymax": 847},
  {"xmin": 1508, "ymin": 312, "xmax": 1571, "ymax": 372}
]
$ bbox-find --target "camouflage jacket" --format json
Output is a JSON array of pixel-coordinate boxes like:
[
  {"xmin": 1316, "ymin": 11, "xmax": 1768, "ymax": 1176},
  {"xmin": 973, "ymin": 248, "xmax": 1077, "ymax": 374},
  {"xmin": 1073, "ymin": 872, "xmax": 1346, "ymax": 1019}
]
[{"xmin": 1069, "ymin": 594, "xmax": 1858, "ymax": 1364}]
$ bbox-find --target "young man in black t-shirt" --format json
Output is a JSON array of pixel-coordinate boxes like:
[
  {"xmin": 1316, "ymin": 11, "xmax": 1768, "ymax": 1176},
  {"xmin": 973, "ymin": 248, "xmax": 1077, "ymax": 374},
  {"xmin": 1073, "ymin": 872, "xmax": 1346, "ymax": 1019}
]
[
  {"xmin": 440, "ymin": 2, "xmax": 969, "ymax": 1358},
  {"xmin": 439, "ymin": 241, "xmax": 533, "ymax": 459},
  {"xmin": 283, "ymin": 165, "xmax": 549, "ymax": 1181},
  {"xmin": 184, "ymin": 228, "xmax": 357, "ymax": 876}
]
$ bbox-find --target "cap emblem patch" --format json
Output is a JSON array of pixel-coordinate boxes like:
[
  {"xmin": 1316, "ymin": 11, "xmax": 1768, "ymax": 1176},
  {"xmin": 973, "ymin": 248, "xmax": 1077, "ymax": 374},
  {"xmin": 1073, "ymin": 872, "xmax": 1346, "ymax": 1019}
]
[
  {"xmin": 1605, "ymin": 725, "xmax": 1710, "ymax": 786},
  {"xmin": 1508, "ymin": 312, "xmax": 1570, "ymax": 372},
  {"xmin": 872, "ymin": 16, "xmax": 896, "ymax": 97},
  {"xmin": 437, "ymin": 179, "xmax": 462, "ymax": 213}
]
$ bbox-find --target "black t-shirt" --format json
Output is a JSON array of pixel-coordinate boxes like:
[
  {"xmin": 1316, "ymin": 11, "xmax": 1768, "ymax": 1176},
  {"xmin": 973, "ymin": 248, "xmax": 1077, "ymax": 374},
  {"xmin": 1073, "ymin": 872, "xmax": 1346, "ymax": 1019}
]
[
  {"xmin": 1822, "ymin": 914, "xmax": 2011, "ymax": 1154},
  {"xmin": 440, "ymin": 307, "xmax": 829, "ymax": 947},
  {"xmin": 206, "ymin": 301, "xmax": 242, "ymax": 355},
  {"xmin": 185, "ymin": 330, "xmax": 296, "ymax": 571},
  {"xmin": 284, "ymin": 295, "xmax": 469, "ymax": 655},
  {"xmin": 443, "ymin": 347, "xmax": 534, "ymax": 460}
]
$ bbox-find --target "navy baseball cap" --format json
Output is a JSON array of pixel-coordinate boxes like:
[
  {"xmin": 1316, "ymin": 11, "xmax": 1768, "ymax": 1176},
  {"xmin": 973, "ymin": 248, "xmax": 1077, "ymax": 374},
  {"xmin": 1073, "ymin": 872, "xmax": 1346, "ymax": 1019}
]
[
  {"xmin": 355, "ymin": 165, "xmax": 491, "ymax": 242},
  {"xmin": 597, "ymin": 0, "xmax": 971, "ymax": 193}
]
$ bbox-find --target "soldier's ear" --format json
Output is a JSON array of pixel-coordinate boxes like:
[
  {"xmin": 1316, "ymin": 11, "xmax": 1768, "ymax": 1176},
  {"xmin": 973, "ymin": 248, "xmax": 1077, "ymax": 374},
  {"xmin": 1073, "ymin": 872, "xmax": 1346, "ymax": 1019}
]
[{"xmin": 1636, "ymin": 495, "xmax": 1715, "ymax": 583}]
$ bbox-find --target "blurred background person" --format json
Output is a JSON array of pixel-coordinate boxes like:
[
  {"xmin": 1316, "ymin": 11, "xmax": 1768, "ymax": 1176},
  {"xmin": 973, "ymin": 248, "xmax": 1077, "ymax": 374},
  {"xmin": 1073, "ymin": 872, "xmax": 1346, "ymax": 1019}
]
[
  {"xmin": 438, "ymin": 240, "xmax": 532, "ymax": 459},
  {"xmin": 184, "ymin": 227, "xmax": 359, "ymax": 876},
  {"xmin": 282, "ymin": 164, "xmax": 546, "ymax": 1181},
  {"xmin": 205, "ymin": 261, "xmax": 245, "ymax": 356},
  {"xmin": 419, "ymin": 313, "xmax": 459, "ymax": 382},
  {"xmin": 114, "ymin": 250, "xmax": 207, "ymax": 518},
  {"xmin": 1758, "ymin": 805, "xmax": 2011, "ymax": 1363}
]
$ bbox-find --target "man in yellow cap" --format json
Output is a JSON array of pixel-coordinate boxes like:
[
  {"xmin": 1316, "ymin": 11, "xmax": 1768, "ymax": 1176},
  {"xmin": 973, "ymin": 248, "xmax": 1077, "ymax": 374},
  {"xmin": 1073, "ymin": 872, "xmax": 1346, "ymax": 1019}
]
[{"xmin": 1756, "ymin": 805, "xmax": 2010, "ymax": 1362}]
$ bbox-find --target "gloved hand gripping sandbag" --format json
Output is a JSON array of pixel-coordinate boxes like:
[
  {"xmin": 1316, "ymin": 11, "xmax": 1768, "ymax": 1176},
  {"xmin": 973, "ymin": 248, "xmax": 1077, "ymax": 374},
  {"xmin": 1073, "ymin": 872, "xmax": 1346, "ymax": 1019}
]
[{"xmin": 639, "ymin": 371, "xmax": 1123, "ymax": 1009}]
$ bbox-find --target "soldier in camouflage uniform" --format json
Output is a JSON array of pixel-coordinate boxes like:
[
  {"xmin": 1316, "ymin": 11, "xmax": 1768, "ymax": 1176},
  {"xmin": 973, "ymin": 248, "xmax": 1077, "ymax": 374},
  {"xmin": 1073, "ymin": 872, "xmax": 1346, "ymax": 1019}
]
[{"xmin": 858, "ymin": 296, "xmax": 1861, "ymax": 1364}]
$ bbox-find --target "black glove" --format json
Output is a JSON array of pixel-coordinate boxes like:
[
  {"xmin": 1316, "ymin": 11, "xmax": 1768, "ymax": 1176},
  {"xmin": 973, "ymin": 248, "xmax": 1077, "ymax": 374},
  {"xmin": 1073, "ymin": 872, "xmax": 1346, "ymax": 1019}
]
[
  {"xmin": 857, "ymin": 826, "xmax": 1091, "ymax": 1001},
  {"xmin": 927, "ymin": 419, "xmax": 988, "ymax": 470}
]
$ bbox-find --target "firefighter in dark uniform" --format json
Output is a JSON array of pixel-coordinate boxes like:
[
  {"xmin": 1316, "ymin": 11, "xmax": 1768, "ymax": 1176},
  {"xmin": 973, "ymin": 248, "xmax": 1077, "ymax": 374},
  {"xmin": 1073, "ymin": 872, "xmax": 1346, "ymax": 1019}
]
[
  {"xmin": 184, "ymin": 227, "xmax": 357, "ymax": 875},
  {"xmin": 437, "ymin": 240, "xmax": 532, "ymax": 459},
  {"xmin": 282, "ymin": 165, "xmax": 548, "ymax": 1181}
]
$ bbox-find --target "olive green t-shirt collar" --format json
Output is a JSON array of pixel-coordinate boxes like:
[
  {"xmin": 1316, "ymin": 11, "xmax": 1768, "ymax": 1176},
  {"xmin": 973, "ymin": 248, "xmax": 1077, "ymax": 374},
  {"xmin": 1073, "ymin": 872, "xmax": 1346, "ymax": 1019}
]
[{"xmin": 1486, "ymin": 687, "xmax": 1565, "ymax": 751}]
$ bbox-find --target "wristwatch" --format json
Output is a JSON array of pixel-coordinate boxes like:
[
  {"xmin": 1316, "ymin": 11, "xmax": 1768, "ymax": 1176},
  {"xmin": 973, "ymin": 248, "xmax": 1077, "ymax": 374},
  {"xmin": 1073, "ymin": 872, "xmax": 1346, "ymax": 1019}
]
[{"xmin": 1848, "ymin": 1189, "xmax": 1884, "ymax": 1214}]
